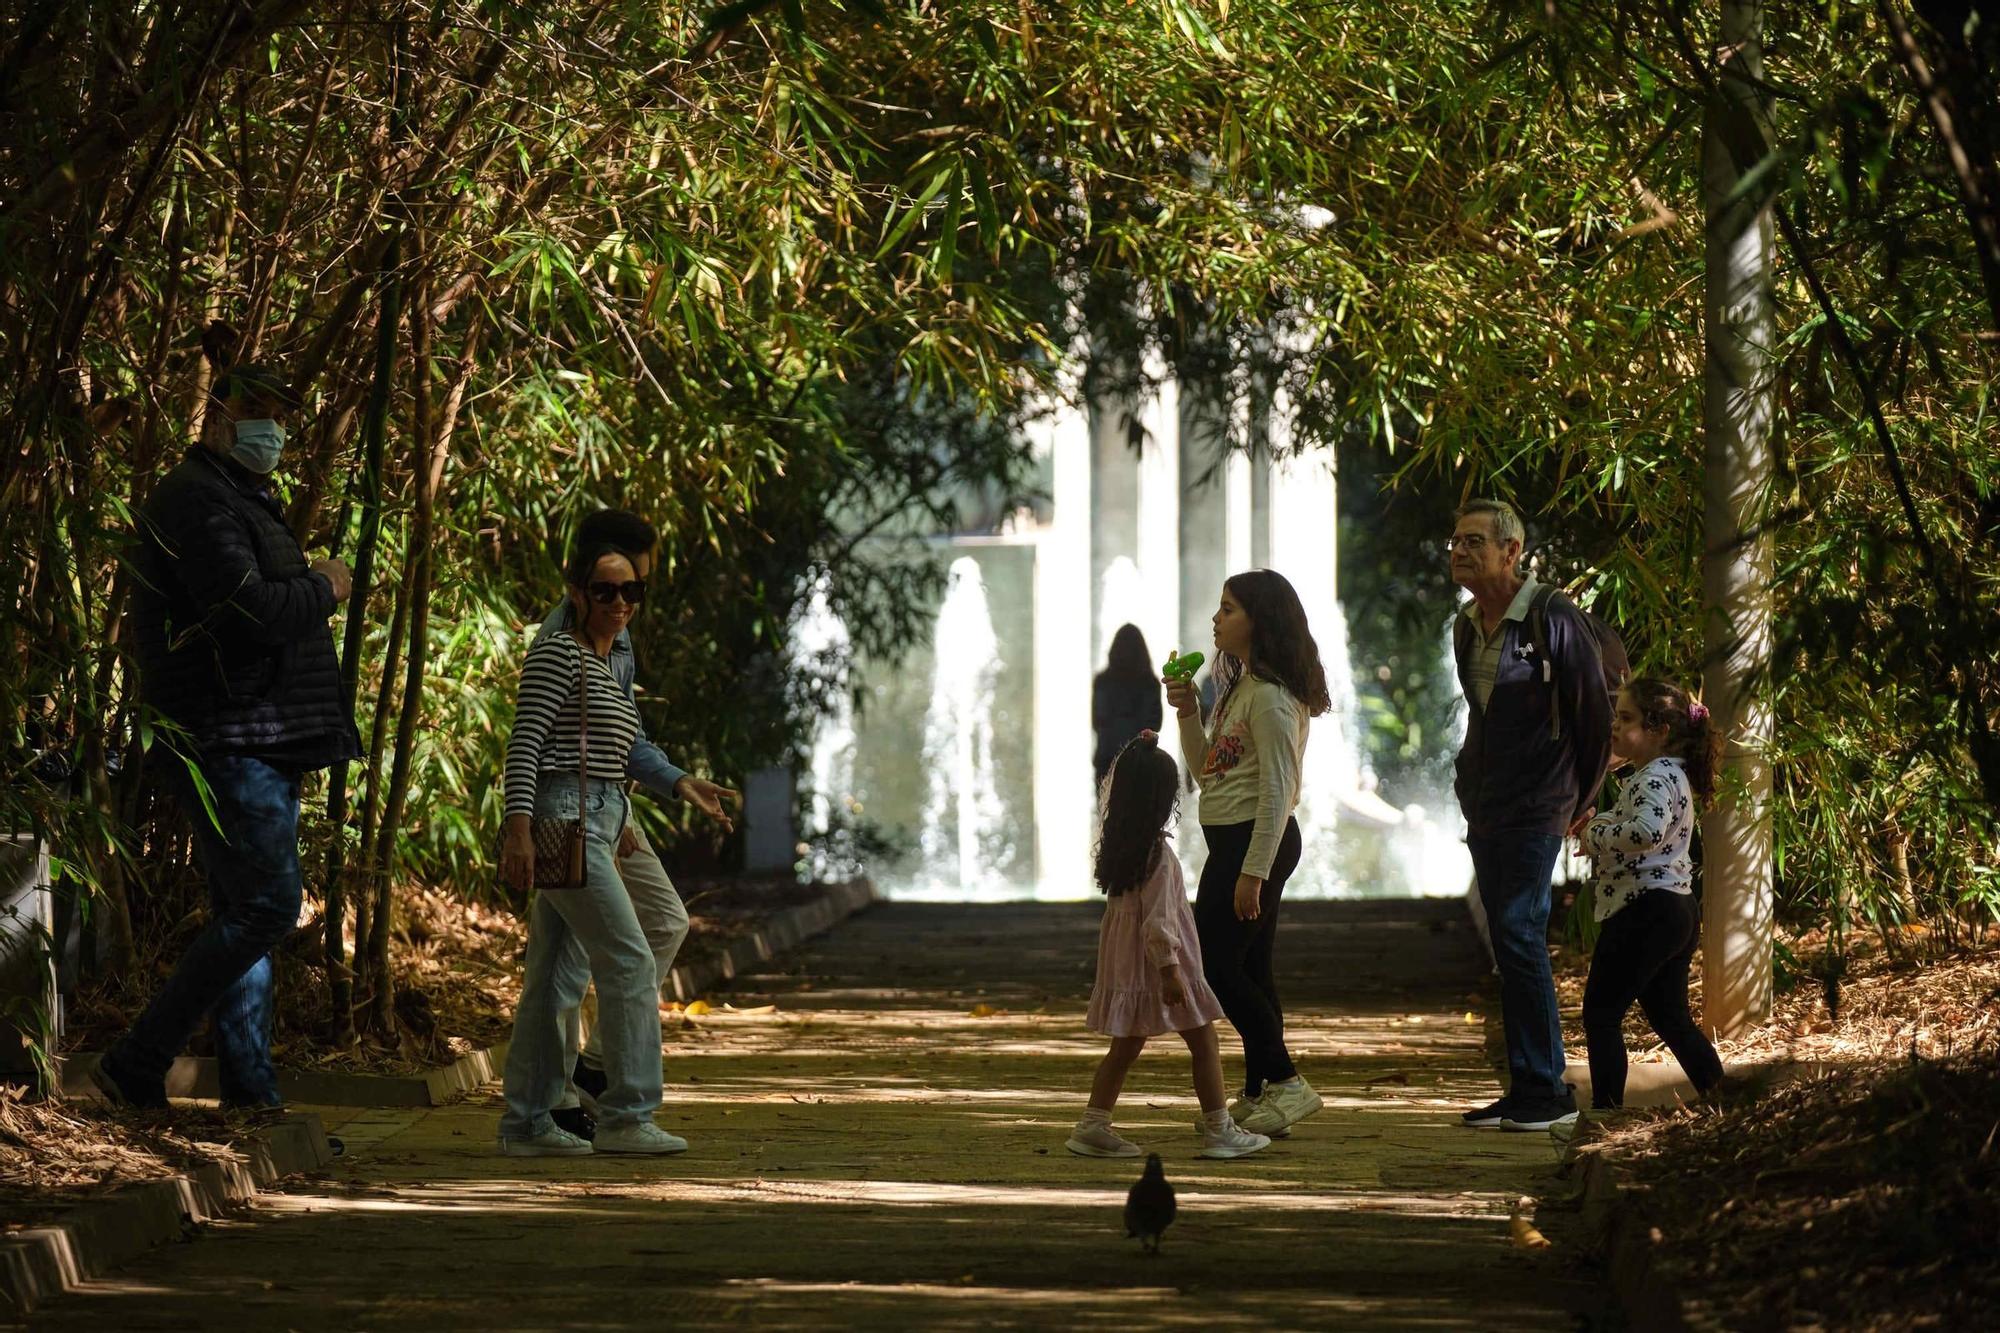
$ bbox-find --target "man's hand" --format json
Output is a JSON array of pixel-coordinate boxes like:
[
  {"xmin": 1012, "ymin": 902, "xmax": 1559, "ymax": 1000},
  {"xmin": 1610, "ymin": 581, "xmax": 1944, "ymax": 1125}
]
[
  {"xmin": 500, "ymin": 814, "xmax": 535, "ymax": 893},
  {"xmin": 1160, "ymin": 965, "xmax": 1188, "ymax": 1009},
  {"xmin": 1164, "ymin": 675, "xmax": 1198, "ymax": 718},
  {"xmin": 1233, "ymin": 872, "xmax": 1263, "ymax": 921},
  {"xmin": 676, "ymin": 775, "xmax": 743, "ymax": 833},
  {"xmin": 617, "ymin": 824, "xmax": 641, "ymax": 859},
  {"xmin": 311, "ymin": 557, "xmax": 353, "ymax": 603}
]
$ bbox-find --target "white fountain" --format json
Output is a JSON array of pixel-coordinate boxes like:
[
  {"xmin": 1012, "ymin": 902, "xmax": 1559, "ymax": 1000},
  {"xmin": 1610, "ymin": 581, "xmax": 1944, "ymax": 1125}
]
[
  {"xmin": 792, "ymin": 575, "xmax": 856, "ymax": 845},
  {"xmin": 914, "ymin": 557, "xmax": 1013, "ymax": 897}
]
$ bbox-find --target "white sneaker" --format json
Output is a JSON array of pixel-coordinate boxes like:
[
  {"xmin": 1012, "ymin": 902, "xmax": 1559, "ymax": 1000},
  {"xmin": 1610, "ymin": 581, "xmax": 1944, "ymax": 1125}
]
[
  {"xmin": 1240, "ymin": 1077, "xmax": 1323, "ymax": 1135},
  {"xmin": 499, "ymin": 1125, "xmax": 593, "ymax": 1157},
  {"xmin": 1065, "ymin": 1120, "xmax": 1142, "ymax": 1158},
  {"xmin": 1199, "ymin": 1115, "xmax": 1272, "ymax": 1159},
  {"xmin": 594, "ymin": 1121, "xmax": 689, "ymax": 1155}
]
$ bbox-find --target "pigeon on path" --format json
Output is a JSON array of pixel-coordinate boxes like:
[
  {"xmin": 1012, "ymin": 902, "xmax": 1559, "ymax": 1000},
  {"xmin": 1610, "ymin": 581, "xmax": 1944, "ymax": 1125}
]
[{"xmin": 1124, "ymin": 1153, "xmax": 1176, "ymax": 1254}]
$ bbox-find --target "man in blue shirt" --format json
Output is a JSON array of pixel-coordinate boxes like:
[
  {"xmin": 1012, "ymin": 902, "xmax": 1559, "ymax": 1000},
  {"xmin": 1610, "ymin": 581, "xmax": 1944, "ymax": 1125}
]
[{"xmin": 536, "ymin": 510, "xmax": 739, "ymax": 1135}]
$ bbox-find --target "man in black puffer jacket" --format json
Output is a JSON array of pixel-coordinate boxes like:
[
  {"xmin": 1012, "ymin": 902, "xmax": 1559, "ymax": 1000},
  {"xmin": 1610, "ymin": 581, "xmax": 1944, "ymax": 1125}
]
[{"xmin": 96, "ymin": 353, "xmax": 360, "ymax": 1110}]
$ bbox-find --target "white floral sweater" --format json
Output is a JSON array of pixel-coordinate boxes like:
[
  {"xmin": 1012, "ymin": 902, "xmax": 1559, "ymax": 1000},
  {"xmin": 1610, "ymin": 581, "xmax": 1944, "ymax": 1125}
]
[{"xmin": 1582, "ymin": 756, "xmax": 1695, "ymax": 922}]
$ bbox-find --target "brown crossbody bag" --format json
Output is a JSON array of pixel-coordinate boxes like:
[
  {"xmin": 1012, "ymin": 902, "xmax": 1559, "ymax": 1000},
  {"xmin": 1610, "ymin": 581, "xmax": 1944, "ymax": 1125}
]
[{"xmin": 526, "ymin": 634, "xmax": 592, "ymax": 890}]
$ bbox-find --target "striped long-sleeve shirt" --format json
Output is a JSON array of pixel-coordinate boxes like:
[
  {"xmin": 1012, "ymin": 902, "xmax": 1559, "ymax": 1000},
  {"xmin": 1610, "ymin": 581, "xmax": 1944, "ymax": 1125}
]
[{"xmin": 504, "ymin": 631, "xmax": 640, "ymax": 817}]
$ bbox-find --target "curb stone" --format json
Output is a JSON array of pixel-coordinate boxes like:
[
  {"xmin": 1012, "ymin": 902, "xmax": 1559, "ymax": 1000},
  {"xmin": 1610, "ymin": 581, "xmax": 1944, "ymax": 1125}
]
[
  {"xmin": 0, "ymin": 1113, "xmax": 332, "ymax": 1318},
  {"xmin": 56, "ymin": 879, "xmax": 878, "ymax": 1110},
  {"xmin": 666, "ymin": 877, "xmax": 878, "ymax": 1002},
  {"xmin": 60, "ymin": 1040, "xmax": 511, "ymax": 1109}
]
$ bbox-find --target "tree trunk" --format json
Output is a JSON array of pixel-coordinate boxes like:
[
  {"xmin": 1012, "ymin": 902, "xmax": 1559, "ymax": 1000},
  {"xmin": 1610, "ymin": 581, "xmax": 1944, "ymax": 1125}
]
[{"xmin": 1699, "ymin": 0, "xmax": 1778, "ymax": 1038}]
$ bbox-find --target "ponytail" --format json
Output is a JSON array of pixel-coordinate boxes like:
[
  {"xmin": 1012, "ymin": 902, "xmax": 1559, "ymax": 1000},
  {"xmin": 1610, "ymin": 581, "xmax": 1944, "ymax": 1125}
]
[{"xmin": 1625, "ymin": 677, "xmax": 1719, "ymax": 804}]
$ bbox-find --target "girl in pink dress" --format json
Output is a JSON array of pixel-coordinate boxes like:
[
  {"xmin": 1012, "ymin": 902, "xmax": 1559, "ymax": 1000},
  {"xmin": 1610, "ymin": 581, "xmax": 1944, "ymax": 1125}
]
[{"xmin": 1067, "ymin": 734, "xmax": 1272, "ymax": 1160}]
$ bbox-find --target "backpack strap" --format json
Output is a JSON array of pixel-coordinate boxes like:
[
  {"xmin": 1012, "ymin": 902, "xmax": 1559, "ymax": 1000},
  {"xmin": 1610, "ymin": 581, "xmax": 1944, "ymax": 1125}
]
[
  {"xmin": 1451, "ymin": 612, "xmax": 1477, "ymax": 710},
  {"xmin": 1528, "ymin": 585, "xmax": 1562, "ymax": 742}
]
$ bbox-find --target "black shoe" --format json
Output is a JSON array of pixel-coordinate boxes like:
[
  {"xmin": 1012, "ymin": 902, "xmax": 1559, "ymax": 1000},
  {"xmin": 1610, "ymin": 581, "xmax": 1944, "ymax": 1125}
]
[
  {"xmin": 1461, "ymin": 1096, "xmax": 1512, "ymax": 1129},
  {"xmin": 571, "ymin": 1059, "xmax": 609, "ymax": 1113},
  {"xmin": 551, "ymin": 1104, "xmax": 597, "ymax": 1142},
  {"xmin": 89, "ymin": 1053, "xmax": 169, "ymax": 1110},
  {"xmin": 1500, "ymin": 1087, "xmax": 1579, "ymax": 1132}
]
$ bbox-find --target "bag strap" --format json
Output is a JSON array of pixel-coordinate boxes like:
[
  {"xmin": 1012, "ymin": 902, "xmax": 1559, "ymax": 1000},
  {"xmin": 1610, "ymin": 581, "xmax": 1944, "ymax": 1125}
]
[{"xmin": 573, "ymin": 631, "xmax": 590, "ymax": 814}]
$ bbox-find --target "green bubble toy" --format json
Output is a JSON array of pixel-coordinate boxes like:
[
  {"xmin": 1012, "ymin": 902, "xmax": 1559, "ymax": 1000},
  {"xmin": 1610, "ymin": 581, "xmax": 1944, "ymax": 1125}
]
[{"xmin": 1162, "ymin": 650, "xmax": 1205, "ymax": 681}]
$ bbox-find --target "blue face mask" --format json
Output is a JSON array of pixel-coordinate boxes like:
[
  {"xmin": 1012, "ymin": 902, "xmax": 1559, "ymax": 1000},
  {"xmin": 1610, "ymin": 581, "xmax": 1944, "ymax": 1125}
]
[{"xmin": 230, "ymin": 418, "xmax": 287, "ymax": 474}]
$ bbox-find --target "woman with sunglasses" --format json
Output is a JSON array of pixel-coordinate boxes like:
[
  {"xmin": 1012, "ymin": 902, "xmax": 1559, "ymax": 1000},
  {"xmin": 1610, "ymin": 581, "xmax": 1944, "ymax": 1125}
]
[{"xmin": 497, "ymin": 544, "xmax": 685, "ymax": 1156}]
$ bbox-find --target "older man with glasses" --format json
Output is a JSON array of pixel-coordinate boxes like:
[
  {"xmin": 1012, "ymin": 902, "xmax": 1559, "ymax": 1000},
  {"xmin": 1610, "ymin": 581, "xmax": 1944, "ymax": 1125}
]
[{"xmin": 1447, "ymin": 498, "xmax": 1611, "ymax": 1134}]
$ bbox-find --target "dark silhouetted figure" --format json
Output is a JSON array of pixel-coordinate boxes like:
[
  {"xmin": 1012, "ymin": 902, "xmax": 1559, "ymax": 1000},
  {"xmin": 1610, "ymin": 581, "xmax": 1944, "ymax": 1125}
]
[
  {"xmin": 1125, "ymin": 1152, "xmax": 1177, "ymax": 1254},
  {"xmin": 1094, "ymin": 624, "xmax": 1163, "ymax": 788}
]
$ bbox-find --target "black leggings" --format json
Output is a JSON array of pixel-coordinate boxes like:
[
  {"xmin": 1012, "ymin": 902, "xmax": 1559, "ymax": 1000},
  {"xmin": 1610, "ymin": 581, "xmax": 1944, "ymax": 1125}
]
[
  {"xmin": 1195, "ymin": 818, "xmax": 1304, "ymax": 1098},
  {"xmin": 1583, "ymin": 890, "xmax": 1725, "ymax": 1108}
]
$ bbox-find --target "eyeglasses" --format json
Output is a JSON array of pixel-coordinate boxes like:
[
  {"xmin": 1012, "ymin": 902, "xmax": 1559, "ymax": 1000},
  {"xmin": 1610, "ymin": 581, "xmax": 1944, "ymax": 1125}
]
[
  {"xmin": 1444, "ymin": 534, "xmax": 1493, "ymax": 553},
  {"xmin": 587, "ymin": 579, "xmax": 647, "ymax": 606}
]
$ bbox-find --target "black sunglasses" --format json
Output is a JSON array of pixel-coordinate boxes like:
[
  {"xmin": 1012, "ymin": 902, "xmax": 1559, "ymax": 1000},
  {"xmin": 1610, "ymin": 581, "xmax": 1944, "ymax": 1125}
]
[{"xmin": 586, "ymin": 579, "xmax": 647, "ymax": 606}]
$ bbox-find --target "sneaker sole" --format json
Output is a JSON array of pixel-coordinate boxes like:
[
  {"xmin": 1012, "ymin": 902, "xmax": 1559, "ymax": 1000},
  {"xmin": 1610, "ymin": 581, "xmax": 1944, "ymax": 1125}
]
[
  {"xmin": 594, "ymin": 1140, "xmax": 689, "ymax": 1155},
  {"xmin": 1199, "ymin": 1139, "xmax": 1272, "ymax": 1159},
  {"xmin": 499, "ymin": 1141, "xmax": 594, "ymax": 1157},
  {"xmin": 1500, "ymin": 1114, "xmax": 1578, "ymax": 1132},
  {"xmin": 1064, "ymin": 1137, "xmax": 1141, "ymax": 1159}
]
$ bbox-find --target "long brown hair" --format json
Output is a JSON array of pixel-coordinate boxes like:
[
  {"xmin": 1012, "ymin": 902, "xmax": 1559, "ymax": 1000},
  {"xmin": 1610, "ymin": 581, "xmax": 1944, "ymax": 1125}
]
[
  {"xmin": 1093, "ymin": 735, "xmax": 1180, "ymax": 896},
  {"xmin": 1221, "ymin": 570, "xmax": 1331, "ymax": 717},
  {"xmin": 1624, "ymin": 677, "xmax": 1719, "ymax": 804},
  {"xmin": 1098, "ymin": 623, "xmax": 1155, "ymax": 687}
]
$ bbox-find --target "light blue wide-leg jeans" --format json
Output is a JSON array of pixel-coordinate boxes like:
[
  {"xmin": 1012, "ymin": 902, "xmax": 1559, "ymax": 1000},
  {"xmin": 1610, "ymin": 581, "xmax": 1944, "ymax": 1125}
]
[{"xmin": 500, "ymin": 776, "xmax": 664, "ymax": 1139}]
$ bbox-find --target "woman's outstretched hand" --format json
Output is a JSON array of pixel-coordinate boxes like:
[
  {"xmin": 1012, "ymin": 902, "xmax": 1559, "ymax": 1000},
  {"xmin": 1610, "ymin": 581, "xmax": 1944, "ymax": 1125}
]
[
  {"xmin": 1233, "ymin": 872, "xmax": 1263, "ymax": 921},
  {"xmin": 1164, "ymin": 675, "xmax": 1197, "ymax": 718},
  {"xmin": 677, "ymin": 775, "xmax": 743, "ymax": 833}
]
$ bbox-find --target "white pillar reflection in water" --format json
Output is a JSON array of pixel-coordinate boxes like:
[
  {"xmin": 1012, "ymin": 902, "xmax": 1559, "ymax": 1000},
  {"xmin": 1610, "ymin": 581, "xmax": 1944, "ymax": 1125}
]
[{"xmin": 917, "ymin": 557, "xmax": 1011, "ymax": 895}]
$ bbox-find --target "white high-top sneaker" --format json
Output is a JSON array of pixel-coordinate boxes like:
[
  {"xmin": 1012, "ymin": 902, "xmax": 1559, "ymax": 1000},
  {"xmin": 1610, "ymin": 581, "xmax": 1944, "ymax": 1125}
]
[{"xmin": 1240, "ymin": 1076, "xmax": 1324, "ymax": 1135}]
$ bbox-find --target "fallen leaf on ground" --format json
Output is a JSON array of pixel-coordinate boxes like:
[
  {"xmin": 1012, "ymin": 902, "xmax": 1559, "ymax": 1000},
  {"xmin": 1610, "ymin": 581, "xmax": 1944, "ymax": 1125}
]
[
  {"xmin": 685, "ymin": 999, "xmax": 714, "ymax": 1016},
  {"xmin": 1364, "ymin": 1072, "xmax": 1411, "ymax": 1086},
  {"xmin": 968, "ymin": 1003, "xmax": 1004, "ymax": 1018},
  {"xmin": 1509, "ymin": 1197, "xmax": 1552, "ymax": 1250}
]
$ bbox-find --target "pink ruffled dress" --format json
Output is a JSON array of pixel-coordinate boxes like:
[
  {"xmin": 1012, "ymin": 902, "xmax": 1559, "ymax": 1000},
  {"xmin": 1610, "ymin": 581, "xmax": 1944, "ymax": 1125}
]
[{"xmin": 1085, "ymin": 847, "xmax": 1224, "ymax": 1037}]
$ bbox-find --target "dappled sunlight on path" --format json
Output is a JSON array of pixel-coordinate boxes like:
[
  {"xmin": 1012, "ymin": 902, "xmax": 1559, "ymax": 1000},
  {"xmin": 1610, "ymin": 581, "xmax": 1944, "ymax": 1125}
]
[{"xmin": 33, "ymin": 900, "xmax": 1595, "ymax": 1330}]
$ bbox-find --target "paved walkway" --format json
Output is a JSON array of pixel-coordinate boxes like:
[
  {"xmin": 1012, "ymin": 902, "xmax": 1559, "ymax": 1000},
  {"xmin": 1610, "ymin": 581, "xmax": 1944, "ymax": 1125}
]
[{"xmin": 34, "ymin": 900, "xmax": 1594, "ymax": 1330}]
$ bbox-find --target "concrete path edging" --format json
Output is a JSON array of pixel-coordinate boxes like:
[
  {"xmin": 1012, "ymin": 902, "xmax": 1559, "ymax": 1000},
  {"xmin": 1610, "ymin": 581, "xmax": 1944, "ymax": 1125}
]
[
  {"xmin": 55, "ymin": 877, "xmax": 879, "ymax": 1110},
  {"xmin": 665, "ymin": 877, "xmax": 878, "ymax": 1002},
  {"xmin": 59, "ymin": 1041, "xmax": 510, "ymax": 1109},
  {"xmin": 0, "ymin": 1113, "xmax": 332, "ymax": 1318}
]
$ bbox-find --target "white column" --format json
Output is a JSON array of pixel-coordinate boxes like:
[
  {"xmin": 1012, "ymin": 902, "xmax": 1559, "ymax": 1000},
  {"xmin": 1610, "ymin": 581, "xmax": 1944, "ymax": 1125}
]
[
  {"xmin": 1087, "ymin": 338, "xmax": 1142, "ymax": 667},
  {"xmin": 1179, "ymin": 355, "xmax": 1230, "ymax": 665},
  {"xmin": 1135, "ymin": 341, "xmax": 1180, "ymax": 670},
  {"xmin": 1032, "ymin": 374, "xmax": 1095, "ymax": 896}
]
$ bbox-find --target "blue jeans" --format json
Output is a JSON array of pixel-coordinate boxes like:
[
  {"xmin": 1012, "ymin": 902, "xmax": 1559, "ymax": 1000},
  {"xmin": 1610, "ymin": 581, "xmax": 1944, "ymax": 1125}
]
[
  {"xmin": 500, "ymin": 776, "xmax": 662, "ymax": 1139},
  {"xmin": 1467, "ymin": 830, "xmax": 1567, "ymax": 1101},
  {"xmin": 110, "ymin": 752, "xmax": 303, "ymax": 1106}
]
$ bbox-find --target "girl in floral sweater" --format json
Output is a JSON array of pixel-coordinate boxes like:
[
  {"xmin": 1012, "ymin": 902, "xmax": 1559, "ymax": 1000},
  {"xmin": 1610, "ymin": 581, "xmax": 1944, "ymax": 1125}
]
[{"xmin": 1573, "ymin": 678, "xmax": 1726, "ymax": 1112}]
